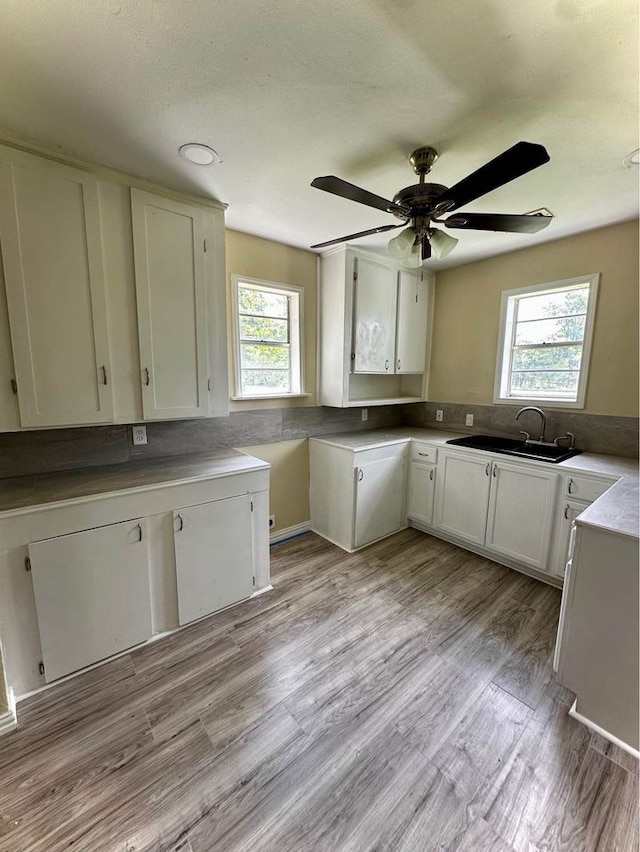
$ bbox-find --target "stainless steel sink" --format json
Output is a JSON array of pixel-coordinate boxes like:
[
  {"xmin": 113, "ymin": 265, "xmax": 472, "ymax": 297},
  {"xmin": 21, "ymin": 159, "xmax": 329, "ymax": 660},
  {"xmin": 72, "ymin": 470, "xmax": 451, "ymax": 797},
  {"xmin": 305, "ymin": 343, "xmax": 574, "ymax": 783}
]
[{"xmin": 445, "ymin": 434, "xmax": 582, "ymax": 464}]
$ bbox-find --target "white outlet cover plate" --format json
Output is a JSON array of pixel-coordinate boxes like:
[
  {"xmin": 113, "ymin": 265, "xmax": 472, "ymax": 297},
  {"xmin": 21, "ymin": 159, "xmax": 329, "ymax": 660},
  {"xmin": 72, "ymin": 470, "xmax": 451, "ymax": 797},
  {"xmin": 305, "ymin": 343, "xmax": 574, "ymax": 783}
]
[
  {"xmin": 132, "ymin": 425, "xmax": 148, "ymax": 445},
  {"xmin": 465, "ymin": 414, "xmax": 474, "ymax": 427}
]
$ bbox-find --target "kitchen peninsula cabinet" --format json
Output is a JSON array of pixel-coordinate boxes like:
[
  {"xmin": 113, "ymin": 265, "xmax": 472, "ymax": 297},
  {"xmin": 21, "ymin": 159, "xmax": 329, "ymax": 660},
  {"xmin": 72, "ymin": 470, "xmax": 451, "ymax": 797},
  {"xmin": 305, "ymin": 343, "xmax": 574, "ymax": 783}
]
[
  {"xmin": 0, "ymin": 149, "xmax": 114, "ymax": 428},
  {"xmin": 309, "ymin": 436, "xmax": 408, "ymax": 551},
  {"xmin": 318, "ymin": 246, "xmax": 433, "ymax": 407}
]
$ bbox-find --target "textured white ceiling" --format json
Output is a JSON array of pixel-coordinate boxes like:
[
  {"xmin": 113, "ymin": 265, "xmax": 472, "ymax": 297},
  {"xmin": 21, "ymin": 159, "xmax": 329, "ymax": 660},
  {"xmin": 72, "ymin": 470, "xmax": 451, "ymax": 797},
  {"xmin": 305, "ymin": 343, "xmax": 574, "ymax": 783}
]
[{"xmin": 1, "ymin": 0, "xmax": 638, "ymax": 268}]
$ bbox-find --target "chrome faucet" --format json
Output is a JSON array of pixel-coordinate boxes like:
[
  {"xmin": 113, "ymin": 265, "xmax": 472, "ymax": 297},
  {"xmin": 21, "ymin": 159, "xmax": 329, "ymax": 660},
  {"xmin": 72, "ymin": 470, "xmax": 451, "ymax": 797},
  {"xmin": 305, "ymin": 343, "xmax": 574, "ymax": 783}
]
[{"xmin": 515, "ymin": 406, "xmax": 547, "ymax": 443}]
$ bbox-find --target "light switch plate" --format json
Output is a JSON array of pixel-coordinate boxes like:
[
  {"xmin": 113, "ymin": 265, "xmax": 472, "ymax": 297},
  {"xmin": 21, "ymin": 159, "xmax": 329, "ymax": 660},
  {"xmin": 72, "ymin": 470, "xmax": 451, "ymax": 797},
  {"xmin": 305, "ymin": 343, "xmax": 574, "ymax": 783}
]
[{"xmin": 132, "ymin": 425, "xmax": 148, "ymax": 445}]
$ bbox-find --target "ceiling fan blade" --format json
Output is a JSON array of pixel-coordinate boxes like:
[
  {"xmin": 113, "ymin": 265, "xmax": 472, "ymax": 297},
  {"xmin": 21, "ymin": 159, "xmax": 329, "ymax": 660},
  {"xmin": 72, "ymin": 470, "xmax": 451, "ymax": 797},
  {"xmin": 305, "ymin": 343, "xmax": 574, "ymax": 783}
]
[
  {"xmin": 421, "ymin": 234, "xmax": 431, "ymax": 260},
  {"xmin": 436, "ymin": 142, "xmax": 550, "ymax": 213},
  {"xmin": 310, "ymin": 222, "xmax": 405, "ymax": 250},
  {"xmin": 444, "ymin": 212, "xmax": 553, "ymax": 233},
  {"xmin": 311, "ymin": 176, "xmax": 409, "ymax": 216}
]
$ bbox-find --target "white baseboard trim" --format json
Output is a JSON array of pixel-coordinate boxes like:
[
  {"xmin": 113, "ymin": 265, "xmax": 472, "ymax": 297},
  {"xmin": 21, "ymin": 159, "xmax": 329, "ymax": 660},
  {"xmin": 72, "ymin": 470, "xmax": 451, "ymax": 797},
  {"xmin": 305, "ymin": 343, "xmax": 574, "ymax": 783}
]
[
  {"xmin": 270, "ymin": 521, "xmax": 312, "ymax": 545},
  {"xmin": 0, "ymin": 710, "xmax": 17, "ymax": 737},
  {"xmin": 569, "ymin": 699, "xmax": 640, "ymax": 760}
]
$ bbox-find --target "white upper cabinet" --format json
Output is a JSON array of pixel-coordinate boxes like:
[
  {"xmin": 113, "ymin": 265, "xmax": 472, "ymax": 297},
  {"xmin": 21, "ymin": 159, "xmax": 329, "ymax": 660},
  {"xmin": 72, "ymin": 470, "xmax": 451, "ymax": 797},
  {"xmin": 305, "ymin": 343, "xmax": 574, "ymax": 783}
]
[
  {"xmin": 352, "ymin": 257, "xmax": 397, "ymax": 373},
  {"xmin": 0, "ymin": 151, "xmax": 113, "ymax": 427},
  {"xmin": 131, "ymin": 189, "xmax": 210, "ymax": 420},
  {"xmin": 318, "ymin": 246, "xmax": 433, "ymax": 407},
  {"xmin": 395, "ymin": 271, "xmax": 429, "ymax": 374}
]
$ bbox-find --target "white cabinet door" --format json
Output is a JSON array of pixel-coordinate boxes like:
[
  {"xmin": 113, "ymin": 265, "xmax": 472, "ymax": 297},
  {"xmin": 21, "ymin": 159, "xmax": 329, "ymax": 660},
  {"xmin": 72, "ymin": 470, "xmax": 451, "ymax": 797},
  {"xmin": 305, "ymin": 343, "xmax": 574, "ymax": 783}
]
[
  {"xmin": 131, "ymin": 189, "xmax": 209, "ymax": 420},
  {"xmin": 352, "ymin": 257, "xmax": 397, "ymax": 373},
  {"xmin": 173, "ymin": 495, "xmax": 254, "ymax": 626},
  {"xmin": 486, "ymin": 460, "xmax": 558, "ymax": 570},
  {"xmin": 0, "ymin": 152, "xmax": 113, "ymax": 427},
  {"xmin": 395, "ymin": 271, "xmax": 429, "ymax": 374},
  {"xmin": 407, "ymin": 462, "xmax": 436, "ymax": 526},
  {"xmin": 435, "ymin": 451, "xmax": 492, "ymax": 546},
  {"xmin": 552, "ymin": 498, "xmax": 589, "ymax": 577},
  {"xmin": 30, "ymin": 520, "xmax": 152, "ymax": 682},
  {"xmin": 354, "ymin": 455, "xmax": 407, "ymax": 548}
]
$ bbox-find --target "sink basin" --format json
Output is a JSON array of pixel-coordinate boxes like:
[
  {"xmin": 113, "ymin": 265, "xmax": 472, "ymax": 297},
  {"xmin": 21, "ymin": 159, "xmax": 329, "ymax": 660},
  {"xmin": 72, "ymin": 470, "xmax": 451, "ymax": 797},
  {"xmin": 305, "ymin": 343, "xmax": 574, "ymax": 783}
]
[{"xmin": 446, "ymin": 434, "xmax": 582, "ymax": 464}]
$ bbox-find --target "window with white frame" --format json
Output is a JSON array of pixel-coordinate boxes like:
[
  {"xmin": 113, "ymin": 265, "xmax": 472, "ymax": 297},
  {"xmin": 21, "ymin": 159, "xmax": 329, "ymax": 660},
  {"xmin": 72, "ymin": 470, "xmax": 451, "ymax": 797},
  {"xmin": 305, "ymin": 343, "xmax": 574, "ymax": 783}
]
[
  {"xmin": 232, "ymin": 276, "xmax": 303, "ymax": 398},
  {"xmin": 494, "ymin": 274, "xmax": 599, "ymax": 408}
]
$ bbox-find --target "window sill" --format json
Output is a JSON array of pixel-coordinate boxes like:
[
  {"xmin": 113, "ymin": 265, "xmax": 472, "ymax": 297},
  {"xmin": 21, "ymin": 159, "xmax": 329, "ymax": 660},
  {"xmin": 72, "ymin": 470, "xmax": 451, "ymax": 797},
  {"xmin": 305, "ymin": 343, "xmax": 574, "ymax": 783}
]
[
  {"xmin": 231, "ymin": 393, "xmax": 313, "ymax": 401},
  {"xmin": 493, "ymin": 396, "xmax": 585, "ymax": 410}
]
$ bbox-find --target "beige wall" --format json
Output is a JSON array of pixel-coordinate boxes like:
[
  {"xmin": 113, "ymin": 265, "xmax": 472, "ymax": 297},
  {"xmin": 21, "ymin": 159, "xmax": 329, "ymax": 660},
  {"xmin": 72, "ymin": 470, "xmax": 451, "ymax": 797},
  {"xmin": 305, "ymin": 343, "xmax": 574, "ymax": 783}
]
[
  {"xmin": 242, "ymin": 439, "xmax": 310, "ymax": 533},
  {"xmin": 225, "ymin": 230, "xmax": 317, "ymax": 532},
  {"xmin": 429, "ymin": 219, "xmax": 639, "ymax": 417},
  {"xmin": 225, "ymin": 229, "xmax": 318, "ymax": 412}
]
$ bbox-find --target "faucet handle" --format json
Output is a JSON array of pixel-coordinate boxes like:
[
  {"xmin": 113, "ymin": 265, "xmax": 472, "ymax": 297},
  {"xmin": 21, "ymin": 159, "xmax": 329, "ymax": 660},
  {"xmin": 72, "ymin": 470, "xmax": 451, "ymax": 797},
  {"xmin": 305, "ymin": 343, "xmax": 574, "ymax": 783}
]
[
  {"xmin": 518, "ymin": 430, "xmax": 531, "ymax": 443},
  {"xmin": 554, "ymin": 432, "xmax": 576, "ymax": 449}
]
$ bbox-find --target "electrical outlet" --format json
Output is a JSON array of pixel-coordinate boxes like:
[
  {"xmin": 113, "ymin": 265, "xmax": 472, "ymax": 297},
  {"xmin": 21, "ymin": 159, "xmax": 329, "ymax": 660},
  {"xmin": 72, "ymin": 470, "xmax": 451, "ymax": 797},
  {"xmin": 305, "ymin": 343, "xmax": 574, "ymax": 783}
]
[
  {"xmin": 465, "ymin": 414, "xmax": 474, "ymax": 427},
  {"xmin": 435, "ymin": 409, "xmax": 444, "ymax": 422},
  {"xmin": 361, "ymin": 408, "xmax": 368, "ymax": 422},
  {"xmin": 269, "ymin": 514, "xmax": 276, "ymax": 528},
  {"xmin": 132, "ymin": 425, "xmax": 147, "ymax": 445}
]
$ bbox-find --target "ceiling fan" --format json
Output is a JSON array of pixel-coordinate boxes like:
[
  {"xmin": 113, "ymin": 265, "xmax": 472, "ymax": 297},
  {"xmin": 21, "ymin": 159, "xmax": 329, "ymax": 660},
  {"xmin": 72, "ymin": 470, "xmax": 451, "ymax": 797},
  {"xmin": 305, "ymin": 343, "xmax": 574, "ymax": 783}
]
[{"xmin": 310, "ymin": 141, "xmax": 552, "ymax": 264}]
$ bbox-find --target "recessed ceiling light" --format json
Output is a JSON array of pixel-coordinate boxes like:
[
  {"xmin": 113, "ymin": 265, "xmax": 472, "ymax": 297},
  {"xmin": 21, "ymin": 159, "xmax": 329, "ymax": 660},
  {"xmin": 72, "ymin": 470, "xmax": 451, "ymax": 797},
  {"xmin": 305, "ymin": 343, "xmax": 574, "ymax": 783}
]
[
  {"xmin": 178, "ymin": 143, "xmax": 221, "ymax": 166},
  {"xmin": 623, "ymin": 148, "xmax": 640, "ymax": 168}
]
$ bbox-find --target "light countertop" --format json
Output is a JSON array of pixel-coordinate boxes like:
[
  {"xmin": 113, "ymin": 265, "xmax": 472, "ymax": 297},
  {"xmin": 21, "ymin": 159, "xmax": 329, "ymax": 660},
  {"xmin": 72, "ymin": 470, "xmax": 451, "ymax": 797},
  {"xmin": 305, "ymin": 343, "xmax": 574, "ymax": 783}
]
[
  {"xmin": 0, "ymin": 449, "xmax": 269, "ymax": 514},
  {"xmin": 310, "ymin": 428, "xmax": 639, "ymax": 539}
]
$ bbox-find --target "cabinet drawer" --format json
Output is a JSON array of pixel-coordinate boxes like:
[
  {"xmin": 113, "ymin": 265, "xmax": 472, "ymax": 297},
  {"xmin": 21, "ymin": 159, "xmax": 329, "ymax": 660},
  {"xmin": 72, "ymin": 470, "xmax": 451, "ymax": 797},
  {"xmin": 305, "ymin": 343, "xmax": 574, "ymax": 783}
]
[
  {"xmin": 564, "ymin": 474, "xmax": 613, "ymax": 502},
  {"xmin": 410, "ymin": 442, "xmax": 438, "ymax": 464}
]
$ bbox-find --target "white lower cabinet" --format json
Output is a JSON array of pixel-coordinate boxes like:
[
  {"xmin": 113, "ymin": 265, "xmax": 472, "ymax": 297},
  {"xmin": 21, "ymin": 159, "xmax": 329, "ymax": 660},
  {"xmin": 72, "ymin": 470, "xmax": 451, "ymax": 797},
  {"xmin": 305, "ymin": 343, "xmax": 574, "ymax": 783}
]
[
  {"xmin": 173, "ymin": 495, "xmax": 254, "ymax": 626},
  {"xmin": 30, "ymin": 519, "xmax": 152, "ymax": 682},
  {"xmin": 434, "ymin": 449, "xmax": 559, "ymax": 572},
  {"xmin": 407, "ymin": 462, "xmax": 437, "ymax": 526},
  {"xmin": 309, "ymin": 438, "xmax": 408, "ymax": 552}
]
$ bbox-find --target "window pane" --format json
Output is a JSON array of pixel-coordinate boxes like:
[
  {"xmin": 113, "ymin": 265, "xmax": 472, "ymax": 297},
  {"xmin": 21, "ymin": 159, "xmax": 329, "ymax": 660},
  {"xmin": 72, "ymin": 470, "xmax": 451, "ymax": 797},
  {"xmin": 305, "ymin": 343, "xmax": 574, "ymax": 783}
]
[
  {"xmin": 515, "ymin": 315, "xmax": 585, "ymax": 345},
  {"xmin": 512, "ymin": 344, "xmax": 582, "ymax": 371},
  {"xmin": 241, "ymin": 369, "xmax": 290, "ymax": 395},
  {"xmin": 238, "ymin": 287, "xmax": 288, "ymax": 318},
  {"xmin": 240, "ymin": 316, "xmax": 289, "ymax": 342},
  {"xmin": 516, "ymin": 287, "xmax": 589, "ymax": 321},
  {"xmin": 511, "ymin": 370, "xmax": 579, "ymax": 397},
  {"xmin": 240, "ymin": 343, "xmax": 290, "ymax": 369}
]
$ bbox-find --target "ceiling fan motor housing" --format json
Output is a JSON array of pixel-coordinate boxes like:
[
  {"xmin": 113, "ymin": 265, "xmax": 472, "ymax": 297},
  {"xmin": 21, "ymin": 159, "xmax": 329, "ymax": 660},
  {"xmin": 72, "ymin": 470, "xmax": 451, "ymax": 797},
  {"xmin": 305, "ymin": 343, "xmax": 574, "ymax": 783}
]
[{"xmin": 392, "ymin": 182, "xmax": 449, "ymax": 218}]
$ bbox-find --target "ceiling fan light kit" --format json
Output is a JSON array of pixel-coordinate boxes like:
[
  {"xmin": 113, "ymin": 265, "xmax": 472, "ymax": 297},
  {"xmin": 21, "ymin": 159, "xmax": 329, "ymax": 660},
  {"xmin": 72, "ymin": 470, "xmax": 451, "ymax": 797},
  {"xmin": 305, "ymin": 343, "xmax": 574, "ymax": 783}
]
[{"xmin": 310, "ymin": 141, "xmax": 553, "ymax": 263}]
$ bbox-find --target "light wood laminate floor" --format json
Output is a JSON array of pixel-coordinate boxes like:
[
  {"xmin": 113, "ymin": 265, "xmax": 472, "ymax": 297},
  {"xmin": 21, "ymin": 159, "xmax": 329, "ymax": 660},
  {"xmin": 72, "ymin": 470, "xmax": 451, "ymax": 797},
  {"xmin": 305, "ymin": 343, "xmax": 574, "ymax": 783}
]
[{"xmin": 0, "ymin": 530, "xmax": 637, "ymax": 851}]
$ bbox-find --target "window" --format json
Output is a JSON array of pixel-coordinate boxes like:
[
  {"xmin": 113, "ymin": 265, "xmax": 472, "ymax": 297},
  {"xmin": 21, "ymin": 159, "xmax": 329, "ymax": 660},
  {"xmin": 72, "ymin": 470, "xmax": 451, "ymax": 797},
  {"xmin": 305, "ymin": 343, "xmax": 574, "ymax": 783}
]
[
  {"xmin": 231, "ymin": 275, "xmax": 304, "ymax": 398},
  {"xmin": 494, "ymin": 274, "xmax": 599, "ymax": 408}
]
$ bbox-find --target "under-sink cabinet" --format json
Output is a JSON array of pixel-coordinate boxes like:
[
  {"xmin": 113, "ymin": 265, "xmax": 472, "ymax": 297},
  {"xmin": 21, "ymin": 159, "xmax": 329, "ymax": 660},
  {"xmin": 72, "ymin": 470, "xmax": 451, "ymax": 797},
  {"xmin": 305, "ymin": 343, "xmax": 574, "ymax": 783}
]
[
  {"xmin": 309, "ymin": 438, "xmax": 408, "ymax": 552},
  {"xmin": 434, "ymin": 449, "xmax": 559, "ymax": 570},
  {"xmin": 0, "ymin": 453, "xmax": 269, "ymax": 699}
]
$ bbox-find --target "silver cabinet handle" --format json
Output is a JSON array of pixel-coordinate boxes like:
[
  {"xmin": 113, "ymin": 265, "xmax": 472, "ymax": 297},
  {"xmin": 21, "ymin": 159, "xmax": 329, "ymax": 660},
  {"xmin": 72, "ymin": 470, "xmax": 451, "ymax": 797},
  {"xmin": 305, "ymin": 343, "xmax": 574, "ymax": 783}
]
[
  {"xmin": 485, "ymin": 463, "xmax": 490, "ymax": 475},
  {"xmin": 429, "ymin": 469, "xmax": 434, "ymax": 481},
  {"xmin": 177, "ymin": 513, "xmax": 184, "ymax": 531},
  {"xmin": 564, "ymin": 504, "xmax": 570, "ymax": 520},
  {"xmin": 137, "ymin": 523, "xmax": 143, "ymax": 542},
  {"xmin": 397, "ymin": 359, "xmax": 401, "ymax": 371},
  {"xmin": 568, "ymin": 478, "xmax": 574, "ymax": 494},
  {"xmin": 417, "ymin": 452, "xmax": 430, "ymax": 457},
  {"xmin": 384, "ymin": 359, "xmax": 389, "ymax": 371},
  {"xmin": 358, "ymin": 469, "xmax": 364, "ymax": 481},
  {"xmin": 143, "ymin": 367, "xmax": 150, "ymax": 386},
  {"xmin": 100, "ymin": 365, "xmax": 108, "ymax": 386}
]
